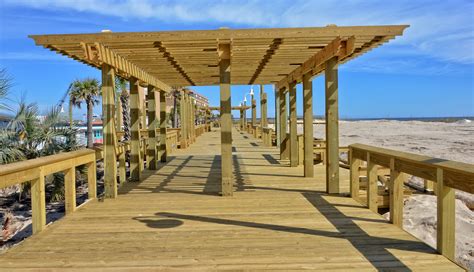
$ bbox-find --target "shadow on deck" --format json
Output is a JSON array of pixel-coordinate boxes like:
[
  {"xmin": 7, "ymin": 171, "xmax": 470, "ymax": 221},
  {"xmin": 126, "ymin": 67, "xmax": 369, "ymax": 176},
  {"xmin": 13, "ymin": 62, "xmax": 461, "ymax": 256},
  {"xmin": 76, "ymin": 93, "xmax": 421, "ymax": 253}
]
[{"xmin": 0, "ymin": 128, "xmax": 461, "ymax": 270}]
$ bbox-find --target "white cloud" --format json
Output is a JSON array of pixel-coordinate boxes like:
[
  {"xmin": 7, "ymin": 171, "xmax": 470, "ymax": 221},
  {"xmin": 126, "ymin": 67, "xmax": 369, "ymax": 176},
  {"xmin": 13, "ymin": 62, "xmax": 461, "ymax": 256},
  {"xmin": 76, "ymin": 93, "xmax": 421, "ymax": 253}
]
[{"xmin": 3, "ymin": 0, "xmax": 474, "ymax": 68}]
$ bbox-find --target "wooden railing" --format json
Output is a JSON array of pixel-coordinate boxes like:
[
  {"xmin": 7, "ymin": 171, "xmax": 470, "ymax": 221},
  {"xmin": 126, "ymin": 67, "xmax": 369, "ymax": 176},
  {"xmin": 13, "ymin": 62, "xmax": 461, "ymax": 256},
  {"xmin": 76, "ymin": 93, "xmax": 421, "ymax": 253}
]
[
  {"xmin": 349, "ymin": 143, "xmax": 474, "ymax": 261},
  {"xmin": 262, "ymin": 127, "xmax": 273, "ymax": 147},
  {"xmin": 313, "ymin": 140, "xmax": 349, "ymax": 165},
  {"xmin": 0, "ymin": 149, "xmax": 97, "ymax": 234}
]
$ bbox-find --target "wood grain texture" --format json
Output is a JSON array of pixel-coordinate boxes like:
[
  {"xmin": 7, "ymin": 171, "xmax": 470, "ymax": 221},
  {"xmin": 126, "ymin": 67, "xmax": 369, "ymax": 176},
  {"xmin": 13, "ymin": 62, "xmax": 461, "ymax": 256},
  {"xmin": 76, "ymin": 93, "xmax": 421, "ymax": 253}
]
[{"xmin": 0, "ymin": 128, "xmax": 461, "ymax": 271}]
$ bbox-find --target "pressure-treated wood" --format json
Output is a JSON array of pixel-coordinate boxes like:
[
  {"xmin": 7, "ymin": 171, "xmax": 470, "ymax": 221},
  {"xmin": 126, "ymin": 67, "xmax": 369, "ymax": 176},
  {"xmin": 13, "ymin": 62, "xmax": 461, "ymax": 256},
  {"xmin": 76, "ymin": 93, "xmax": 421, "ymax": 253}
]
[
  {"xmin": 30, "ymin": 170, "xmax": 45, "ymax": 234},
  {"xmin": 260, "ymin": 85, "xmax": 267, "ymax": 127},
  {"xmin": 389, "ymin": 158, "xmax": 404, "ymax": 227},
  {"xmin": 289, "ymin": 82, "xmax": 298, "ymax": 167},
  {"xmin": 275, "ymin": 86, "xmax": 280, "ymax": 148},
  {"xmin": 86, "ymin": 161, "xmax": 97, "ymax": 199},
  {"xmin": 30, "ymin": 26, "xmax": 407, "ymax": 87},
  {"xmin": 437, "ymin": 168, "xmax": 455, "ymax": 261},
  {"xmin": 303, "ymin": 73, "xmax": 314, "ymax": 177},
  {"xmin": 279, "ymin": 87, "xmax": 289, "ymax": 160},
  {"xmin": 349, "ymin": 150, "xmax": 360, "ymax": 199},
  {"xmin": 366, "ymin": 152, "xmax": 378, "ymax": 213},
  {"xmin": 146, "ymin": 87, "xmax": 158, "ymax": 170},
  {"xmin": 159, "ymin": 90, "xmax": 167, "ymax": 162},
  {"xmin": 219, "ymin": 43, "xmax": 233, "ymax": 196},
  {"xmin": 130, "ymin": 77, "xmax": 142, "ymax": 181},
  {"xmin": 325, "ymin": 57, "xmax": 339, "ymax": 194},
  {"xmin": 102, "ymin": 64, "xmax": 118, "ymax": 197},
  {"xmin": 64, "ymin": 167, "xmax": 76, "ymax": 214},
  {"xmin": 252, "ymin": 96, "xmax": 256, "ymax": 129},
  {"xmin": 0, "ymin": 129, "xmax": 461, "ymax": 271}
]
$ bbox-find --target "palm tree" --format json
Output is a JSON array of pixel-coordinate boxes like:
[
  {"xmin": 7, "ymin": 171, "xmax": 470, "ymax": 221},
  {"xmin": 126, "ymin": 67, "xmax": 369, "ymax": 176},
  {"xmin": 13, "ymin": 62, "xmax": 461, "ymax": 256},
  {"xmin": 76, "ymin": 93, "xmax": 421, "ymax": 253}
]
[
  {"xmin": 68, "ymin": 78, "xmax": 101, "ymax": 148},
  {"xmin": 116, "ymin": 77, "xmax": 130, "ymax": 141},
  {"xmin": 0, "ymin": 68, "xmax": 12, "ymax": 111}
]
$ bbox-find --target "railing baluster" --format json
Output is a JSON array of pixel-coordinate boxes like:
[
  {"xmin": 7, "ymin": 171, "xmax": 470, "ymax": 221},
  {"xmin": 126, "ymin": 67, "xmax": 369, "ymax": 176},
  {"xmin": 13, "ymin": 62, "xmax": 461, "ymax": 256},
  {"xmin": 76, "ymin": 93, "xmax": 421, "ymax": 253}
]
[
  {"xmin": 436, "ymin": 167, "xmax": 455, "ymax": 261},
  {"xmin": 31, "ymin": 167, "xmax": 46, "ymax": 234},
  {"xmin": 389, "ymin": 158, "xmax": 404, "ymax": 227},
  {"xmin": 349, "ymin": 148, "xmax": 360, "ymax": 200},
  {"xmin": 64, "ymin": 166, "xmax": 76, "ymax": 215},
  {"xmin": 86, "ymin": 162, "xmax": 97, "ymax": 199},
  {"xmin": 366, "ymin": 152, "xmax": 378, "ymax": 213}
]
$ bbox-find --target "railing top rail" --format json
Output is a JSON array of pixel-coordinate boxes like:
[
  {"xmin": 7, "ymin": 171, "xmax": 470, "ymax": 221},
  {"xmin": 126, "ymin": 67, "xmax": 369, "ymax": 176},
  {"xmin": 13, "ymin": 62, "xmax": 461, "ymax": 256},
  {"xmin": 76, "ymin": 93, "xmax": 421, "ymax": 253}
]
[
  {"xmin": 350, "ymin": 143, "xmax": 474, "ymax": 175},
  {"xmin": 0, "ymin": 149, "xmax": 95, "ymax": 177}
]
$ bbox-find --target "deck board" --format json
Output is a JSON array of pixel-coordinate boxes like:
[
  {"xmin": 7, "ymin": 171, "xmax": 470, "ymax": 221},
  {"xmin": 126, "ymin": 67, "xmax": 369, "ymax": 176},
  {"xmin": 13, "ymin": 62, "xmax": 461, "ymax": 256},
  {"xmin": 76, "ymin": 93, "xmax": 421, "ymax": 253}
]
[{"xmin": 0, "ymin": 128, "xmax": 462, "ymax": 271}]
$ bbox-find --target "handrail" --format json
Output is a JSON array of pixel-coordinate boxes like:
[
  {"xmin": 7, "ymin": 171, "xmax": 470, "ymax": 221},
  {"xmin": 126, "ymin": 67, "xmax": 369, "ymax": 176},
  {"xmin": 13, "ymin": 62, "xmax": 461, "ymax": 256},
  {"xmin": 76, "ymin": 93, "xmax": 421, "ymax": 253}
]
[
  {"xmin": 349, "ymin": 143, "xmax": 474, "ymax": 261},
  {"xmin": 0, "ymin": 149, "xmax": 97, "ymax": 234}
]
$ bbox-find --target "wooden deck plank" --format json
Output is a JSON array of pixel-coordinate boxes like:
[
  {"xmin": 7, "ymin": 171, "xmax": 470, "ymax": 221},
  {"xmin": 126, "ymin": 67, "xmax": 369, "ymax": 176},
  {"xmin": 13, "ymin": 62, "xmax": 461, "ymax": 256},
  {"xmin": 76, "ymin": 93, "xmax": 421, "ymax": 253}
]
[{"xmin": 0, "ymin": 128, "xmax": 462, "ymax": 271}]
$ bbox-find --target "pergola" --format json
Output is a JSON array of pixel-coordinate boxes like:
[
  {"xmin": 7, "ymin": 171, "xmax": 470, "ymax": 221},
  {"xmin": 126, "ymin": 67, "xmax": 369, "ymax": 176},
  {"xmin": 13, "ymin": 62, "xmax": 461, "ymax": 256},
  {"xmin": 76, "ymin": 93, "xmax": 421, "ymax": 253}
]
[{"xmin": 30, "ymin": 25, "xmax": 408, "ymax": 197}]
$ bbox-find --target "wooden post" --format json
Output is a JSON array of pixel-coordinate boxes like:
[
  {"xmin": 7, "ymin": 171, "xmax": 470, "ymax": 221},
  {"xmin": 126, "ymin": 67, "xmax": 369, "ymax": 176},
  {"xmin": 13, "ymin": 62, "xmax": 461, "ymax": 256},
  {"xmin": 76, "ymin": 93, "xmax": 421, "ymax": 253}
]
[
  {"xmin": 303, "ymin": 73, "xmax": 314, "ymax": 177},
  {"xmin": 275, "ymin": 86, "xmax": 280, "ymax": 148},
  {"xmin": 252, "ymin": 95, "xmax": 256, "ymax": 128},
  {"xmin": 118, "ymin": 148, "xmax": 126, "ymax": 184},
  {"xmin": 389, "ymin": 158, "xmax": 404, "ymax": 227},
  {"xmin": 260, "ymin": 85, "xmax": 266, "ymax": 127},
  {"xmin": 367, "ymin": 152, "xmax": 378, "ymax": 213},
  {"xmin": 147, "ymin": 86, "xmax": 158, "ymax": 170},
  {"xmin": 289, "ymin": 82, "xmax": 298, "ymax": 167},
  {"xmin": 31, "ymin": 168, "xmax": 45, "ymax": 234},
  {"xmin": 181, "ymin": 92, "xmax": 185, "ymax": 146},
  {"xmin": 86, "ymin": 161, "xmax": 97, "ymax": 199},
  {"xmin": 102, "ymin": 64, "xmax": 118, "ymax": 197},
  {"xmin": 64, "ymin": 167, "xmax": 76, "ymax": 215},
  {"xmin": 239, "ymin": 109, "xmax": 243, "ymax": 129},
  {"xmin": 349, "ymin": 148, "xmax": 360, "ymax": 200},
  {"xmin": 159, "ymin": 90, "xmax": 167, "ymax": 162},
  {"xmin": 130, "ymin": 77, "xmax": 142, "ymax": 182},
  {"xmin": 297, "ymin": 134, "xmax": 304, "ymax": 165},
  {"xmin": 219, "ymin": 43, "xmax": 233, "ymax": 196},
  {"xmin": 325, "ymin": 57, "xmax": 340, "ymax": 194},
  {"xmin": 279, "ymin": 87, "xmax": 289, "ymax": 160},
  {"xmin": 436, "ymin": 167, "xmax": 455, "ymax": 261}
]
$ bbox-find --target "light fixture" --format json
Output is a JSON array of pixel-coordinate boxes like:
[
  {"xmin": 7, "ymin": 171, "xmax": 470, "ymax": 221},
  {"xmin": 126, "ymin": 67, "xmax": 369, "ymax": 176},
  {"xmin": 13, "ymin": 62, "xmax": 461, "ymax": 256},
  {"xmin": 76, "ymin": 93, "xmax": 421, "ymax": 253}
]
[
  {"xmin": 249, "ymin": 86, "xmax": 254, "ymax": 96},
  {"xmin": 243, "ymin": 97, "xmax": 247, "ymax": 103}
]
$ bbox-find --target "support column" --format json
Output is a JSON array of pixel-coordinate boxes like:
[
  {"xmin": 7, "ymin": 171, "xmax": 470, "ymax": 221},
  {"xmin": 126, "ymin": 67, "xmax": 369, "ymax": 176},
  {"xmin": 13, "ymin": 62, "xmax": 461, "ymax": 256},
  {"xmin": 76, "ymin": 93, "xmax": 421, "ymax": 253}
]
[
  {"xmin": 289, "ymin": 82, "xmax": 298, "ymax": 167},
  {"xmin": 239, "ymin": 109, "xmax": 243, "ymax": 129},
  {"xmin": 102, "ymin": 64, "xmax": 118, "ymax": 197},
  {"xmin": 279, "ymin": 87, "xmax": 289, "ymax": 160},
  {"xmin": 130, "ymin": 77, "xmax": 142, "ymax": 181},
  {"xmin": 252, "ymin": 94, "xmax": 256, "ymax": 127},
  {"xmin": 147, "ymin": 86, "xmax": 158, "ymax": 170},
  {"xmin": 262, "ymin": 91, "xmax": 267, "ymax": 128},
  {"xmin": 325, "ymin": 57, "xmax": 340, "ymax": 194},
  {"xmin": 219, "ymin": 43, "xmax": 232, "ymax": 196},
  {"xmin": 180, "ymin": 90, "xmax": 187, "ymax": 148},
  {"xmin": 275, "ymin": 86, "xmax": 280, "ymax": 147},
  {"xmin": 159, "ymin": 90, "xmax": 167, "ymax": 162},
  {"xmin": 303, "ymin": 73, "xmax": 314, "ymax": 177}
]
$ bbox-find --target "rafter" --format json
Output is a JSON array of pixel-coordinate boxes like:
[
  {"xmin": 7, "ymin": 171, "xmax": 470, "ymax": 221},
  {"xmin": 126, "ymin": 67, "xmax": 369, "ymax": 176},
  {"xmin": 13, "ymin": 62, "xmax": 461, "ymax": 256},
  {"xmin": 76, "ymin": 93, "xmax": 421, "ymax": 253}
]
[
  {"xmin": 276, "ymin": 36, "xmax": 355, "ymax": 89},
  {"xmin": 81, "ymin": 42, "xmax": 171, "ymax": 92},
  {"xmin": 248, "ymin": 38, "xmax": 282, "ymax": 84},
  {"xmin": 154, "ymin": 42, "xmax": 196, "ymax": 86}
]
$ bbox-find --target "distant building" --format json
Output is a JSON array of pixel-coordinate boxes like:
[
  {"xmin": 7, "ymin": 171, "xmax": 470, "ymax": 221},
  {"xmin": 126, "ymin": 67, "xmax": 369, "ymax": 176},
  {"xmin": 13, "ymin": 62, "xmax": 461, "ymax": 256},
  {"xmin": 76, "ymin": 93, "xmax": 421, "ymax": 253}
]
[{"xmin": 0, "ymin": 114, "xmax": 12, "ymax": 128}]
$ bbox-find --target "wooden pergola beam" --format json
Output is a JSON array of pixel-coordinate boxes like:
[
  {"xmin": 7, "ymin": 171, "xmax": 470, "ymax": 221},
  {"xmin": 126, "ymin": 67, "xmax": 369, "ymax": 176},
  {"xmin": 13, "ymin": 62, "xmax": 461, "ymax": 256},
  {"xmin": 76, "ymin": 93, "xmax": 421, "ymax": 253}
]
[
  {"xmin": 154, "ymin": 41, "xmax": 196, "ymax": 86},
  {"xmin": 249, "ymin": 38, "xmax": 282, "ymax": 84},
  {"xmin": 276, "ymin": 36, "xmax": 355, "ymax": 88},
  {"xmin": 81, "ymin": 42, "xmax": 172, "ymax": 92}
]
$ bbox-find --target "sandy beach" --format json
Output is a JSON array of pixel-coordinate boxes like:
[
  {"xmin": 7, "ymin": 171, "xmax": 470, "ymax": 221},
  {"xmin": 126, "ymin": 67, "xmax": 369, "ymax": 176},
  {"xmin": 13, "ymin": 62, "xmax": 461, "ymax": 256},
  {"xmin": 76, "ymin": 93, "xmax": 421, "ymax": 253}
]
[{"xmin": 296, "ymin": 119, "xmax": 474, "ymax": 164}]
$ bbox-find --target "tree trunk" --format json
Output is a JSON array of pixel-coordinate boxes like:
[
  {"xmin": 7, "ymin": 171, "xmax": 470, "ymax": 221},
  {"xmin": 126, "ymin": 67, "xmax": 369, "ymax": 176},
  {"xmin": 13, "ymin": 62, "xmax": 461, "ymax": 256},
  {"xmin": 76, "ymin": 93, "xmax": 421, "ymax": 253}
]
[
  {"xmin": 120, "ymin": 89, "xmax": 130, "ymax": 141},
  {"xmin": 69, "ymin": 101, "xmax": 73, "ymax": 128},
  {"xmin": 86, "ymin": 99, "xmax": 94, "ymax": 148}
]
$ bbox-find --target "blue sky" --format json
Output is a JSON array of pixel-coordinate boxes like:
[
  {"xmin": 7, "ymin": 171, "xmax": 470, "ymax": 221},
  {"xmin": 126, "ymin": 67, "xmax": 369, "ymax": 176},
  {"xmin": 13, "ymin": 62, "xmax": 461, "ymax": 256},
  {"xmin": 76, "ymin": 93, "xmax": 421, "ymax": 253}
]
[{"xmin": 0, "ymin": 0, "xmax": 473, "ymax": 119}]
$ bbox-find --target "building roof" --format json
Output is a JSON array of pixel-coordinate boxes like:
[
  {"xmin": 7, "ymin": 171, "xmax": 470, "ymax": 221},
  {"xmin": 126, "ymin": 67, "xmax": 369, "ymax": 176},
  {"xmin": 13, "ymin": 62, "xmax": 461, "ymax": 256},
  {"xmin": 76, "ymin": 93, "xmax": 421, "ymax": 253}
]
[{"xmin": 29, "ymin": 25, "xmax": 408, "ymax": 88}]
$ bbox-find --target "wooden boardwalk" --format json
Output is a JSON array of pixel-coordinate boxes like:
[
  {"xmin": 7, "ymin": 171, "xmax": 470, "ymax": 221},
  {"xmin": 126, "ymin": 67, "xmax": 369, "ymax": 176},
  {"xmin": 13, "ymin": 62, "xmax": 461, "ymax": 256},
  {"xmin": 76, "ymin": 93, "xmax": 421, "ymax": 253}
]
[{"xmin": 0, "ymin": 129, "xmax": 461, "ymax": 271}]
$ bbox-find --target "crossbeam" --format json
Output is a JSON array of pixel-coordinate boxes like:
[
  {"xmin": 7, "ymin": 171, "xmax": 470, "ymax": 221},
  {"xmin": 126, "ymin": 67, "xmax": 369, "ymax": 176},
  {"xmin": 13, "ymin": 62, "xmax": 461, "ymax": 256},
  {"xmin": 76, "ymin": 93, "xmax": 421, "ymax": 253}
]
[
  {"xmin": 81, "ymin": 42, "xmax": 171, "ymax": 92},
  {"xmin": 276, "ymin": 36, "xmax": 355, "ymax": 88}
]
